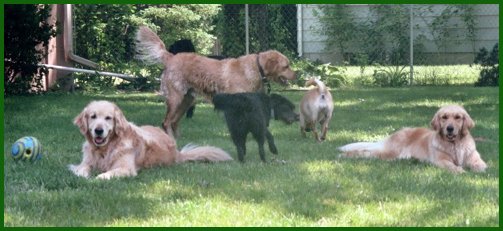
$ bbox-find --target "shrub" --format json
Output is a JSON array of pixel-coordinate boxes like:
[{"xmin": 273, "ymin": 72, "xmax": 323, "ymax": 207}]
[
  {"xmin": 290, "ymin": 59, "xmax": 347, "ymax": 88},
  {"xmin": 4, "ymin": 4, "xmax": 57, "ymax": 95},
  {"xmin": 372, "ymin": 65, "xmax": 409, "ymax": 87},
  {"xmin": 474, "ymin": 43, "xmax": 498, "ymax": 87},
  {"xmin": 71, "ymin": 4, "xmax": 219, "ymax": 93}
]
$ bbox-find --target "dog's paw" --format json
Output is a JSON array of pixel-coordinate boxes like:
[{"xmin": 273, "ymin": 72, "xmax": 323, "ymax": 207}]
[
  {"xmin": 68, "ymin": 164, "xmax": 90, "ymax": 178},
  {"xmin": 269, "ymin": 146, "xmax": 278, "ymax": 154},
  {"xmin": 470, "ymin": 162, "xmax": 487, "ymax": 173},
  {"xmin": 450, "ymin": 166, "xmax": 466, "ymax": 174},
  {"xmin": 96, "ymin": 172, "xmax": 113, "ymax": 180}
]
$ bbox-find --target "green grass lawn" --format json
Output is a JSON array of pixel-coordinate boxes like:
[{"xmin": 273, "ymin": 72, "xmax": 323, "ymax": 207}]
[
  {"xmin": 3, "ymin": 86, "xmax": 499, "ymax": 227},
  {"xmin": 341, "ymin": 65, "xmax": 480, "ymax": 86}
]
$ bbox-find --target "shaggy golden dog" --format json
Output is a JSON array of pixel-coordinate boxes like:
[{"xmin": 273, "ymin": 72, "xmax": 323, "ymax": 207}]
[
  {"xmin": 338, "ymin": 105, "xmax": 487, "ymax": 173},
  {"xmin": 68, "ymin": 100, "xmax": 232, "ymax": 180},
  {"xmin": 299, "ymin": 77, "xmax": 334, "ymax": 142},
  {"xmin": 135, "ymin": 26, "xmax": 296, "ymax": 137}
]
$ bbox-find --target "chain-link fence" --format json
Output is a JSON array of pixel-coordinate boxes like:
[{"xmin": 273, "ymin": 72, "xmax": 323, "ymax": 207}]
[
  {"xmin": 43, "ymin": 4, "xmax": 498, "ymax": 92},
  {"xmin": 214, "ymin": 4, "xmax": 298, "ymax": 58},
  {"xmin": 215, "ymin": 4, "xmax": 498, "ymax": 66},
  {"xmin": 214, "ymin": 4, "xmax": 498, "ymax": 86}
]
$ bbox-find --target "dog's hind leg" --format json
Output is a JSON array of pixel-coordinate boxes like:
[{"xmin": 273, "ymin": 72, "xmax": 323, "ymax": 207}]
[
  {"xmin": 174, "ymin": 93, "xmax": 195, "ymax": 122},
  {"xmin": 252, "ymin": 131, "xmax": 267, "ymax": 162},
  {"xmin": 184, "ymin": 89, "xmax": 197, "ymax": 119},
  {"xmin": 309, "ymin": 122, "xmax": 320, "ymax": 142},
  {"xmin": 163, "ymin": 90, "xmax": 182, "ymax": 137},
  {"xmin": 186, "ymin": 105, "xmax": 195, "ymax": 118},
  {"xmin": 231, "ymin": 132, "xmax": 247, "ymax": 162},
  {"xmin": 163, "ymin": 91, "xmax": 195, "ymax": 137},
  {"xmin": 162, "ymin": 101, "xmax": 174, "ymax": 136},
  {"xmin": 320, "ymin": 117, "xmax": 331, "ymax": 141},
  {"xmin": 299, "ymin": 114, "xmax": 307, "ymax": 137},
  {"xmin": 265, "ymin": 130, "xmax": 278, "ymax": 154}
]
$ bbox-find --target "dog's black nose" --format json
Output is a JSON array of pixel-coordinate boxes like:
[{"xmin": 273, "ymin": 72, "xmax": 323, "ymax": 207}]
[
  {"xmin": 95, "ymin": 128, "xmax": 104, "ymax": 136},
  {"xmin": 446, "ymin": 125, "xmax": 454, "ymax": 133}
]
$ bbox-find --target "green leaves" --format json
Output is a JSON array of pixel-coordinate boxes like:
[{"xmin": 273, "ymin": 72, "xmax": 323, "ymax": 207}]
[
  {"xmin": 373, "ymin": 65, "xmax": 409, "ymax": 87},
  {"xmin": 290, "ymin": 59, "xmax": 347, "ymax": 88},
  {"xmin": 72, "ymin": 5, "xmax": 221, "ymax": 92},
  {"xmin": 474, "ymin": 43, "xmax": 499, "ymax": 87},
  {"xmin": 5, "ymin": 4, "xmax": 57, "ymax": 95}
]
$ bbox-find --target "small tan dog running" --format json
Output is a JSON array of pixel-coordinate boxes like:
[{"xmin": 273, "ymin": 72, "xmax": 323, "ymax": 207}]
[
  {"xmin": 68, "ymin": 100, "xmax": 232, "ymax": 180},
  {"xmin": 338, "ymin": 105, "xmax": 487, "ymax": 173},
  {"xmin": 299, "ymin": 77, "xmax": 334, "ymax": 142}
]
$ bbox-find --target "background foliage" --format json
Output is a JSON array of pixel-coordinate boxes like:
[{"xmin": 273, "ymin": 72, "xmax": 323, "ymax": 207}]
[
  {"xmin": 313, "ymin": 5, "xmax": 478, "ymax": 66},
  {"xmin": 474, "ymin": 43, "xmax": 499, "ymax": 87},
  {"xmin": 216, "ymin": 5, "xmax": 297, "ymax": 58},
  {"xmin": 4, "ymin": 4, "xmax": 57, "ymax": 95},
  {"xmin": 4, "ymin": 4, "xmax": 497, "ymax": 94},
  {"xmin": 72, "ymin": 4, "xmax": 220, "ymax": 92}
]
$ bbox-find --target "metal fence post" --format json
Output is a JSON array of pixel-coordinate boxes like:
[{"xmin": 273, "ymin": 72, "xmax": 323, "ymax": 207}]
[
  {"xmin": 297, "ymin": 4, "xmax": 303, "ymax": 57},
  {"xmin": 409, "ymin": 4, "xmax": 414, "ymax": 85},
  {"xmin": 245, "ymin": 4, "xmax": 250, "ymax": 55}
]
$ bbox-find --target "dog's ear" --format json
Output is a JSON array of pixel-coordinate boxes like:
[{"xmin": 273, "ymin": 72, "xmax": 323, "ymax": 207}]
[
  {"xmin": 461, "ymin": 110, "xmax": 475, "ymax": 136},
  {"xmin": 74, "ymin": 107, "xmax": 88, "ymax": 135},
  {"xmin": 263, "ymin": 53, "xmax": 279, "ymax": 74},
  {"xmin": 114, "ymin": 105, "xmax": 129, "ymax": 137},
  {"xmin": 430, "ymin": 111, "xmax": 441, "ymax": 131}
]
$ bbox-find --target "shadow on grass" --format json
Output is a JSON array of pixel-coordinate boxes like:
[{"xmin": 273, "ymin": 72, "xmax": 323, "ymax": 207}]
[
  {"xmin": 103, "ymin": 157, "xmax": 498, "ymax": 226},
  {"xmin": 4, "ymin": 87, "xmax": 498, "ymax": 226}
]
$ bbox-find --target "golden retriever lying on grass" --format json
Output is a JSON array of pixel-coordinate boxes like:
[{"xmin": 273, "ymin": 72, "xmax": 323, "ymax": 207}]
[
  {"xmin": 68, "ymin": 100, "xmax": 232, "ymax": 180},
  {"xmin": 135, "ymin": 26, "xmax": 296, "ymax": 137},
  {"xmin": 338, "ymin": 105, "xmax": 487, "ymax": 173}
]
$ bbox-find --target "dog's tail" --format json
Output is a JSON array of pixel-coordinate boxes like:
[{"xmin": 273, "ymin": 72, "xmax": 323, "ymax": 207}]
[
  {"xmin": 337, "ymin": 141, "xmax": 385, "ymax": 158},
  {"xmin": 135, "ymin": 26, "xmax": 173, "ymax": 65},
  {"xmin": 176, "ymin": 143, "xmax": 233, "ymax": 163},
  {"xmin": 305, "ymin": 77, "xmax": 328, "ymax": 95}
]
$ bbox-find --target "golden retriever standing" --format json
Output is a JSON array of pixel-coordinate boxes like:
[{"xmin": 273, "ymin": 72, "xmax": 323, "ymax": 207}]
[
  {"xmin": 68, "ymin": 100, "xmax": 232, "ymax": 180},
  {"xmin": 299, "ymin": 77, "xmax": 334, "ymax": 142},
  {"xmin": 135, "ymin": 26, "xmax": 296, "ymax": 137},
  {"xmin": 338, "ymin": 105, "xmax": 487, "ymax": 173}
]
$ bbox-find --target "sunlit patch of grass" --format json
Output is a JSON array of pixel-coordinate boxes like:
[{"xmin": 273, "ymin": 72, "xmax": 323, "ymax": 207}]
[{"xmin": 342, "ymin": 65, "xmax": 480, "ymax": 87}]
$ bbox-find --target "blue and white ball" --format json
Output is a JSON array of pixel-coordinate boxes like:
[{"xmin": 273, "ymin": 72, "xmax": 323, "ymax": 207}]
[{"xmin": 11, "ymin": 136, "xmax": 43, "ymax": 161}]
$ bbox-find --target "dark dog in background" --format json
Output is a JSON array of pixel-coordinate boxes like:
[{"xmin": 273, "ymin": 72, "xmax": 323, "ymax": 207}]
[
  {"xmin": 168, "ymin": 39, "xmax": 195, "ymax": 54},
  {"xmin": 213, "ymin": 93, "xmax": 298, "ymax": 162},
  {"xmin": 168, "ymin": 39, "xmax": 226, "ymax": 119},
  {"xmin": 169, "ymin": 39, "xmax": 226, "ymax": 60},
  {"xmin": 270, "ymin": 94, "xmax": 300, "ymax": 124}
]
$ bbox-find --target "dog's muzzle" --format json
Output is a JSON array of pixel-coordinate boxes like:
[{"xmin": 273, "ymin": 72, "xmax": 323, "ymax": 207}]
[
  {"xmin": 445, "ymin": 125, "xmax": 456, "ymax": 141},
  {"xmin": 93, "ymin": 128, "xmax": 108, "ymax": 146}
]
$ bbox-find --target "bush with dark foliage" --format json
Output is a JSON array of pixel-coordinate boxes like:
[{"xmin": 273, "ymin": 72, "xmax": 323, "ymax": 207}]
[
  {"xmin": 4, "ymin": 4, "xmax": 57, "ymax": 95},
  {"xmin": 474, "ymin": 43, "xmax": 498, "ymax": 87}
]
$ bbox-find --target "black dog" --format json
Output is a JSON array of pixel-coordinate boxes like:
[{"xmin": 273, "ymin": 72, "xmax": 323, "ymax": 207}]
[
  {"xmin": 270, "ymin": 94, "xmax": 300, "ymax": 124},
  {"xmin": 213, "ymin": 93, "xmax": 298, "ymax": 162},
  {"xmin": 168, "ymin": 39, "xmax": 226, "ymax": 118}
]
